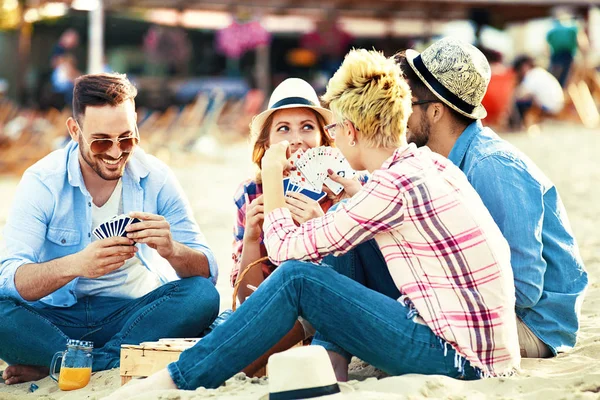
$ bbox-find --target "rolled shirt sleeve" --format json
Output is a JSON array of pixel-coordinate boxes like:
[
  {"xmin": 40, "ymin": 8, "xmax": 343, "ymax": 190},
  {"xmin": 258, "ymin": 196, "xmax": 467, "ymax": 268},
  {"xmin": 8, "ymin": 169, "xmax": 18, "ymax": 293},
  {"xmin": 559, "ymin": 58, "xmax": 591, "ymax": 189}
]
[{"xmin": 0, "ymin": 172, "xmax": 52, "ymax": 301}]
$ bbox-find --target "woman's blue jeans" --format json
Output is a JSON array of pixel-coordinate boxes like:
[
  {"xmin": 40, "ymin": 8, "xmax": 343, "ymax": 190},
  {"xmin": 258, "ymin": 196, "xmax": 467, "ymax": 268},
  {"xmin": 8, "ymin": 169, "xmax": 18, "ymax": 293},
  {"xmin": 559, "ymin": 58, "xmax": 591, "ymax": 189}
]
[{"xmin": 169, "ymin": 241, "xmax": 478, "ymax": 390}]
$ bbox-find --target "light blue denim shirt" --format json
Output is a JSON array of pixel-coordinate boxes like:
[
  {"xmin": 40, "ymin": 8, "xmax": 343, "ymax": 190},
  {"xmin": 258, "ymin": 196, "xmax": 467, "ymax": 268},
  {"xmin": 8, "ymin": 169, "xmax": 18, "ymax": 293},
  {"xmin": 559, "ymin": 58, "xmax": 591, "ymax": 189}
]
[
  {"xmin": 0, "ymin": 140, "xmax": 218, "ymax": 307},
  {"xmin": 448, "ymin": 121, "xmax": 587, "ymax": 354}
]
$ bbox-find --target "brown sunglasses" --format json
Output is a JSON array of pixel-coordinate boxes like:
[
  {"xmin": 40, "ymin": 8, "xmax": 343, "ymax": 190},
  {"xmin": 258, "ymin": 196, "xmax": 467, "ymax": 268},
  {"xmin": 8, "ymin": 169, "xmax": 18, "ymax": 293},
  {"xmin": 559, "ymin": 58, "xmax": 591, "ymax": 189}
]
[{"xmin": 76, "ymin": 121, "xmax": 140, "ymax": 154}]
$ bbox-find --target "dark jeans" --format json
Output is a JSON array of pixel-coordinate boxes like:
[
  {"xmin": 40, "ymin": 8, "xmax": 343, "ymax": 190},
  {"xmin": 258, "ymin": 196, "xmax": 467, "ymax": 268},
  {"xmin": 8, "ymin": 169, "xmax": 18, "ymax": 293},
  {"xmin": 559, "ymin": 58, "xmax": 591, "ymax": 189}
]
[
  {"xmin": 549, "ymin": 51, "xmax": 574, "ymax": 88},
  {"xmin": 0, "ymin": 277, "xmax": 219, "ymax": 371},
  {"xmin": 516, "ymin": 99, "xmax": 534, "ymax": 121},
  {"xmin": 168, "ymin": 241, "xmax": 478, "ymax": 390}
]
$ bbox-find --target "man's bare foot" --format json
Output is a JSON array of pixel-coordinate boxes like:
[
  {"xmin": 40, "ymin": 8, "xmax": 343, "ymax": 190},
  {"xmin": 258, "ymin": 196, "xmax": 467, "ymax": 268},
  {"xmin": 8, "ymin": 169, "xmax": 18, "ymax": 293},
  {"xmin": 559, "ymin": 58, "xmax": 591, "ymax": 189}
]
[
  {"xmin": 2, "ymin": 365, "xmax": 49, "ymax": 385},
  {"xmin": 327, "ymin": 350, "xmax": 350, "ymax": 382},
  {"xmin": 102, "ymin": 369, "xmax": 178, "ymax": 400}
]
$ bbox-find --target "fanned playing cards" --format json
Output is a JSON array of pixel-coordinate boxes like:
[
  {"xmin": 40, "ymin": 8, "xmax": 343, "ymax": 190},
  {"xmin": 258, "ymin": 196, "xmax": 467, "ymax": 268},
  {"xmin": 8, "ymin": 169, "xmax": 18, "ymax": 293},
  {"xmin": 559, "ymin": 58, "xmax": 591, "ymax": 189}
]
[
  {"xmin": 93, "ymin": 214, "xmax": 141, "ymax": 240},
  {"xmin": 287, "ymin": 146, "xmax": 356, "ymax": 196}
]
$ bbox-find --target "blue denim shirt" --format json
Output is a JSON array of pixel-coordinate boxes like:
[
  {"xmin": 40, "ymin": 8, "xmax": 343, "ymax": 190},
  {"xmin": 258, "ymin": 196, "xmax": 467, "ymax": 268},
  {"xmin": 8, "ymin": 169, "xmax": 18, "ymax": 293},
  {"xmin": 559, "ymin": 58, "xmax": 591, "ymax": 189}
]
[
  {"xmin": 0, "ymin": 140, "xmax": 218, "ymax": 307},
  {"xmin": 448, "ymin": 121, "xmax": 587, "ymax": 354}
]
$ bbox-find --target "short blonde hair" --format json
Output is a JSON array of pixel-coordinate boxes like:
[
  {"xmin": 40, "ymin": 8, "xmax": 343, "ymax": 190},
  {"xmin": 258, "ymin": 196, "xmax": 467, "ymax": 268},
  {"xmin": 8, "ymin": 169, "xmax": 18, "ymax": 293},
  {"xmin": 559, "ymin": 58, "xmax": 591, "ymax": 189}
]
[{"xmin": 322, "ymin": 49, "xmax": 412, "ymax": 148}]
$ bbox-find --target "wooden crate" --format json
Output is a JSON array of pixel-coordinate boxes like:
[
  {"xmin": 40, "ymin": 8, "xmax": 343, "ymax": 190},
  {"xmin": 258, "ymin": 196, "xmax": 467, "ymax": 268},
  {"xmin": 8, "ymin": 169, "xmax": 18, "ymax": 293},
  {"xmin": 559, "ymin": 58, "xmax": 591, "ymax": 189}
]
[
  {"xmin": 119, "ymin": 338, "xmax": 270, "ymax": 385},
  {"xmin": 119, "ymin": 338, "xmax": 199, "ymax": 385}
]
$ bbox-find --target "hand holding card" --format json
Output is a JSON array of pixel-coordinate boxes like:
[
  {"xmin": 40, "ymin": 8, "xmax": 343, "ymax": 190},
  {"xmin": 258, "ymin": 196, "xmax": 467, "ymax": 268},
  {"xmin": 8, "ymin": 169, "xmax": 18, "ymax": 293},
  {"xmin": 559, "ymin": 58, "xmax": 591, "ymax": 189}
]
[
  {"xmin": 326, "ymin": 168, "xmax": 363, "ymax": 198},
  {"xmin": 76, "ymin": 236, "xmax": 137, "ymax": 279},
  {"xmin": 284, "ymin": 191, "xmax": 325, "ymax": 224},
  {"xmin": 125, "ymin": 212, "xmax": 175, "ymax": 259},
  {"xmin": 287, "ymin": 146, "xmax": 356, "ymax": 195}
]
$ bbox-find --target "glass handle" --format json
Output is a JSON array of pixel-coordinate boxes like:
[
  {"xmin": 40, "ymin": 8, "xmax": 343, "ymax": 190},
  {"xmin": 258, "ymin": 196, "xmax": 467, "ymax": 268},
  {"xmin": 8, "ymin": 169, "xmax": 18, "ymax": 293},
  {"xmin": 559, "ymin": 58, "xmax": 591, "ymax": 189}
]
[{"xmin": 49, "ymin": 352, "xmax": 63, "ymax": 382}]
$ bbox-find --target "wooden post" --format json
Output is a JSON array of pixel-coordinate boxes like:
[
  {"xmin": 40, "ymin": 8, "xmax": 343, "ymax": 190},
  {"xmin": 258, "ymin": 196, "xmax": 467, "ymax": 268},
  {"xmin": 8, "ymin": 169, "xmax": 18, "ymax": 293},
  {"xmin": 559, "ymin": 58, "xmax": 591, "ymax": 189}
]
[
  {"xmin": 88, "ymin": 0, "xmax": 104, "ymax": 73},
  {"xmin": 16, "ymin": 0, "xmax": 32, "ymax": 104},
  {"xmin": 256, "ymin": 43, "xmax": 270, "ymax": 97}
]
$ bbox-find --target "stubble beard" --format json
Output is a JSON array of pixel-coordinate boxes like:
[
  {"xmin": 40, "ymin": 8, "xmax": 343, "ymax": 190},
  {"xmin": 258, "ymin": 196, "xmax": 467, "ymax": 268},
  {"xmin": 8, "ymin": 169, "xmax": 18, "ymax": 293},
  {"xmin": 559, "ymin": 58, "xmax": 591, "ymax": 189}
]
[{"xmin": 79, "ymin": 138, "xmax": 127, "ymax": 181}]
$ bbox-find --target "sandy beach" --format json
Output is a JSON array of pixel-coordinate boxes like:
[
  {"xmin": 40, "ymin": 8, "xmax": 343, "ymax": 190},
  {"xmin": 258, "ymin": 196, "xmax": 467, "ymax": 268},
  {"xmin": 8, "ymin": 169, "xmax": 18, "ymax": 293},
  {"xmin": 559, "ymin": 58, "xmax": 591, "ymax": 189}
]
[{"xmin": 1, "ymin": 121, "xmax": 599, "ymax": 399}]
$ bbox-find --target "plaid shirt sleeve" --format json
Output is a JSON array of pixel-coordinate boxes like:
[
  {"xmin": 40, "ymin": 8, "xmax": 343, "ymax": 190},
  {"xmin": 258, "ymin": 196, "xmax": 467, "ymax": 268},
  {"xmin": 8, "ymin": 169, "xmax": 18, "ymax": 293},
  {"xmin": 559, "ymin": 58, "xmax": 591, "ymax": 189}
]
[
  {"xmin": 264, "ymin": 171, "xmax": 405, "ymax": 265},
  {"xmin": 231, "ymin": 181, "xmax": 253, "ymax": 286},
  {"xmin": 230, "ymin": 180, "xmax": 273, "ymax": 286}
]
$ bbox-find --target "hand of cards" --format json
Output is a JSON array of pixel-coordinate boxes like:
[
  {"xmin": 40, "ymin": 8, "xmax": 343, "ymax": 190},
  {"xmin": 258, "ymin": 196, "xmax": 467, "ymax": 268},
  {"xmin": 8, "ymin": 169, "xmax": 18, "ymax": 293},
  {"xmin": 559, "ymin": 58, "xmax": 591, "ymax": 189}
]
[
  {"xmin": 287, "ymin": 146, "xmax": 356, "ymax": 196},
  {"xmin": 92, "ymin": 214, "xmax": 141, "ymax": 240}
]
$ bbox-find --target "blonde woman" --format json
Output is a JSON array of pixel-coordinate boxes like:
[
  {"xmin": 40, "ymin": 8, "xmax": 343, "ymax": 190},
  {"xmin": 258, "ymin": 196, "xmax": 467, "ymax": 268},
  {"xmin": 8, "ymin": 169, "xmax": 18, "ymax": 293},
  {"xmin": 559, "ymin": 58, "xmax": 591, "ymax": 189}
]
[{"xmin": 108, "ymin": 50, "xmax": 520, "ymax": 398}]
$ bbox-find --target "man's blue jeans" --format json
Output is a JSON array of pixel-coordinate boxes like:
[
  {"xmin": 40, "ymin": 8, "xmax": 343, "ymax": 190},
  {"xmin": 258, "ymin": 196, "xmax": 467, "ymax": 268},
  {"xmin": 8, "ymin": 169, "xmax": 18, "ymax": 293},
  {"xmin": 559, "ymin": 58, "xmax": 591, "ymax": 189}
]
[
  {"xmin": 0, "ymin": 276, "xmax": 219, "ymax": 371},
  {"xmin": 168, "ymin": 242, "xmax": 478, "ymax": 390}
]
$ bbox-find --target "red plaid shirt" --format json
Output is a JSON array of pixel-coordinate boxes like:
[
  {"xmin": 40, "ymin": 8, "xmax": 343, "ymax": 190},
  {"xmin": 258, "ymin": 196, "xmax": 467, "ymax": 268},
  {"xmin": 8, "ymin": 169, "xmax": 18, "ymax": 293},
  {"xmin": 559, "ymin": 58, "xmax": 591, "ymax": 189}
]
[{"xmin": 265, "ymin": 144, "xmax": 520, "ymax": 377}]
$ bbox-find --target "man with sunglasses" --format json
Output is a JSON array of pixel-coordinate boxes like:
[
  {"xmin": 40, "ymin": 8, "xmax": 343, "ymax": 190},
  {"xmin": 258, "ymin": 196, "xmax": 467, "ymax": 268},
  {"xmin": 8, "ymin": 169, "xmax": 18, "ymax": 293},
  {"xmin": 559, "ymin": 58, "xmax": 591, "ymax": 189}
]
[
  {"xmin": 0, "ymin": 73, "xmax": 219, "ymax": 384},
  {"xmin": 395, "ymin": 38, "xmax": 587, "ymax": 360}
]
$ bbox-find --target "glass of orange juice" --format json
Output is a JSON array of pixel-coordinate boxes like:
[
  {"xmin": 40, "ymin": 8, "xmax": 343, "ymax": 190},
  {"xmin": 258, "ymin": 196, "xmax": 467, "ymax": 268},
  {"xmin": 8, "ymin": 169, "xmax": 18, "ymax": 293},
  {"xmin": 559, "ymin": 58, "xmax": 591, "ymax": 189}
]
[{"xmin": 50, "ymin": 339, "xmax": 93, "ymax": 391}]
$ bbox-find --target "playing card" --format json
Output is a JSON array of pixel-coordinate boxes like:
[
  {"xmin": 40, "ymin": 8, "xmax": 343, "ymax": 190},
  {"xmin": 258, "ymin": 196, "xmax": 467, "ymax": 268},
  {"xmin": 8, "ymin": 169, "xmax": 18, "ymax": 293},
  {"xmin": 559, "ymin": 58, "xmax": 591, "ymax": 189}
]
[
  {"xmin": 322, "ymin": 148, "xmax": 355, "ymax": 194},
  {"xmin": 288, "ymin": 149, "xmax": 305, "ymax": 168},
  {"xmin": 283, "ymin": 177, "xmax": 290, "ymax": 195},
  {"xmin": 93, "ymin": 226, "xmax": 105, "ymax": 240},
  {"xmin": 297, "ymin": 187, "xmax": 327, "ymax": 202},
  {"xmin": 93, "ymin": 215, "xmax": 142, "ymax": 240},
  {"xmin": 120, "ymin": 216, "xmax": 131, "ymax": 235},
  {"xmin": 326, "ymin": 148, "xmax": 356, "ymax": 180},
  {"xmin": 120, "ymin": 216, "xmax": 142, "ymax": 237},
  {"xmin": 289, "ymin": 169, "xmax": 318, "ymax": 192},
  {"xmin": 284, "ymin": 177, "xmax": 326, "ymax": 201},
  {"xmin": 324, "ymin": 178, "xmax": 344, "ymax": 195},
  {"xmin": 296, "ymin": 149, "xmax": 324, "ymax": 190},
  {"xmin": 100, "ymin": 222, "xmax": 110, "ymax": 238},
  {"xmin": 291, "ymin": 146, "xmax": 356, "ymax": 196},
  {"xmin": 116, "ymin": 218, "xmax": 125, "ymax": 236}
]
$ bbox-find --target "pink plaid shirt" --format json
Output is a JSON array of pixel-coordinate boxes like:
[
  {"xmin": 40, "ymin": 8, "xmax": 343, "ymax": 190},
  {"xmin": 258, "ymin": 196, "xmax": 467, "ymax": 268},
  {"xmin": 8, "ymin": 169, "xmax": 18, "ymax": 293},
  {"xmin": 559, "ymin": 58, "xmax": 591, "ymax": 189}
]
[{"xmin": 264, "ymin": 144, "xmax": 520, "ymax": 377}]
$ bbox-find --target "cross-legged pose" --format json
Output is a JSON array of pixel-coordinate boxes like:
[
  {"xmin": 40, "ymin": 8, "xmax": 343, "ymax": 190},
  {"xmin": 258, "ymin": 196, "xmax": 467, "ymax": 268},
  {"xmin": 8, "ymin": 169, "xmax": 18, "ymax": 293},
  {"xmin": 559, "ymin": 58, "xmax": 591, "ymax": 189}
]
[{"xmin": 0, "ymin": 73, "xmax": 219, "ymax": 384}]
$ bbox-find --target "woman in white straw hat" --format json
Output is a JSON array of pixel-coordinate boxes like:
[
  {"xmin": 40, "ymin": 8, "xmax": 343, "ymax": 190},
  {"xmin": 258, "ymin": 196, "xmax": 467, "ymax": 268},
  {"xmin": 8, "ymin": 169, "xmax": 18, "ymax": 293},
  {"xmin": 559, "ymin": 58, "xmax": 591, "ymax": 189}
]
[
  {"xmin": 395, "ymin": 37, "xmax": 587, "ymax": 360},
  {"xmin": 230, "ymin": 78, "xmax": 340, "ymax": 375},
  {"xmin": 106, "ymin": 49, "xmax": 519, "ymax": 399}
]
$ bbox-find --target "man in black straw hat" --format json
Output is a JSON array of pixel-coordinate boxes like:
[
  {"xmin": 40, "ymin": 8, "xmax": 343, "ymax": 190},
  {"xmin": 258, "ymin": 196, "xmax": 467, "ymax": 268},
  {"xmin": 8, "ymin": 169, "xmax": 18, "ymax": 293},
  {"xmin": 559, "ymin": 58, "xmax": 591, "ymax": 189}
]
[{"xmin": 395, "ymin": 37, "xmax": 587, "ymax": 359}]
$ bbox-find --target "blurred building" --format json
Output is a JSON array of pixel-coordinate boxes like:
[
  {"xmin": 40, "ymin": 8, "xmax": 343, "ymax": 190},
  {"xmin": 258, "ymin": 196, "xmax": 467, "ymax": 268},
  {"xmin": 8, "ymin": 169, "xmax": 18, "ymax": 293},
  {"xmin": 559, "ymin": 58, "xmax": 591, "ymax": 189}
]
[{"xmin": 0, "ymin": 0, "xmax": 598, "ymax": 109}]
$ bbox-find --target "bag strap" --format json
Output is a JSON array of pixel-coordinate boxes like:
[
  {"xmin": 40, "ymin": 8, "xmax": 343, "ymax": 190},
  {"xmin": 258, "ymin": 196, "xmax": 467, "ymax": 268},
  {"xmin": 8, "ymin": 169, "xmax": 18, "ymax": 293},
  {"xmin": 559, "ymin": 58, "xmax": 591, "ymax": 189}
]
[{"xmin": 232, "ymin": 256, "xmax": 270, "ymax": 311}]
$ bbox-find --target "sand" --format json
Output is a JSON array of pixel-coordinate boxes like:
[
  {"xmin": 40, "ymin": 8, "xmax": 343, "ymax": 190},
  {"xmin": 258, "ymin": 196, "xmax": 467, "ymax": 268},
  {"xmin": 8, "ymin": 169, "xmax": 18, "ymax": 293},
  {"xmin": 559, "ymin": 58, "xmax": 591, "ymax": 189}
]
[{"xmin": 1, "ymin": 121, "xmax": 599, "ymax": 399}]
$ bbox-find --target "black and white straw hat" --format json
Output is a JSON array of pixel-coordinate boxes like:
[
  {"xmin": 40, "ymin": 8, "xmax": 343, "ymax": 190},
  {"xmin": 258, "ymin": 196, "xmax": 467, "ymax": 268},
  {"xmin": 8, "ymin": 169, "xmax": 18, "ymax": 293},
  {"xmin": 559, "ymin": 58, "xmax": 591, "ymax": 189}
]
[
  {"xmin": 250, "ymin": 78, "xmax": 333, "ymax": 136},
  {"xmin": 406, "ymin": 37, "xmax": 491, "ymax": 120}
]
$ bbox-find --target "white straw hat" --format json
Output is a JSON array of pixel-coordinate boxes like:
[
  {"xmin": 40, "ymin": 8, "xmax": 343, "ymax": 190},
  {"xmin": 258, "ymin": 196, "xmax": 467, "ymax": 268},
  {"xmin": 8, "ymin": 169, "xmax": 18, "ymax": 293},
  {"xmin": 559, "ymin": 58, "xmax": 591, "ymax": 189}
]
[
  {"xmin": 405, "ymin": 37, "xmax": 491, "ymax": 120},
  {"xmin": 261, "ymin": 346, "xmax": 351, "ymax": 400},
  {"xmin": 250, "ymin": 78, "xmax": 333, "ymax": 136}
]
